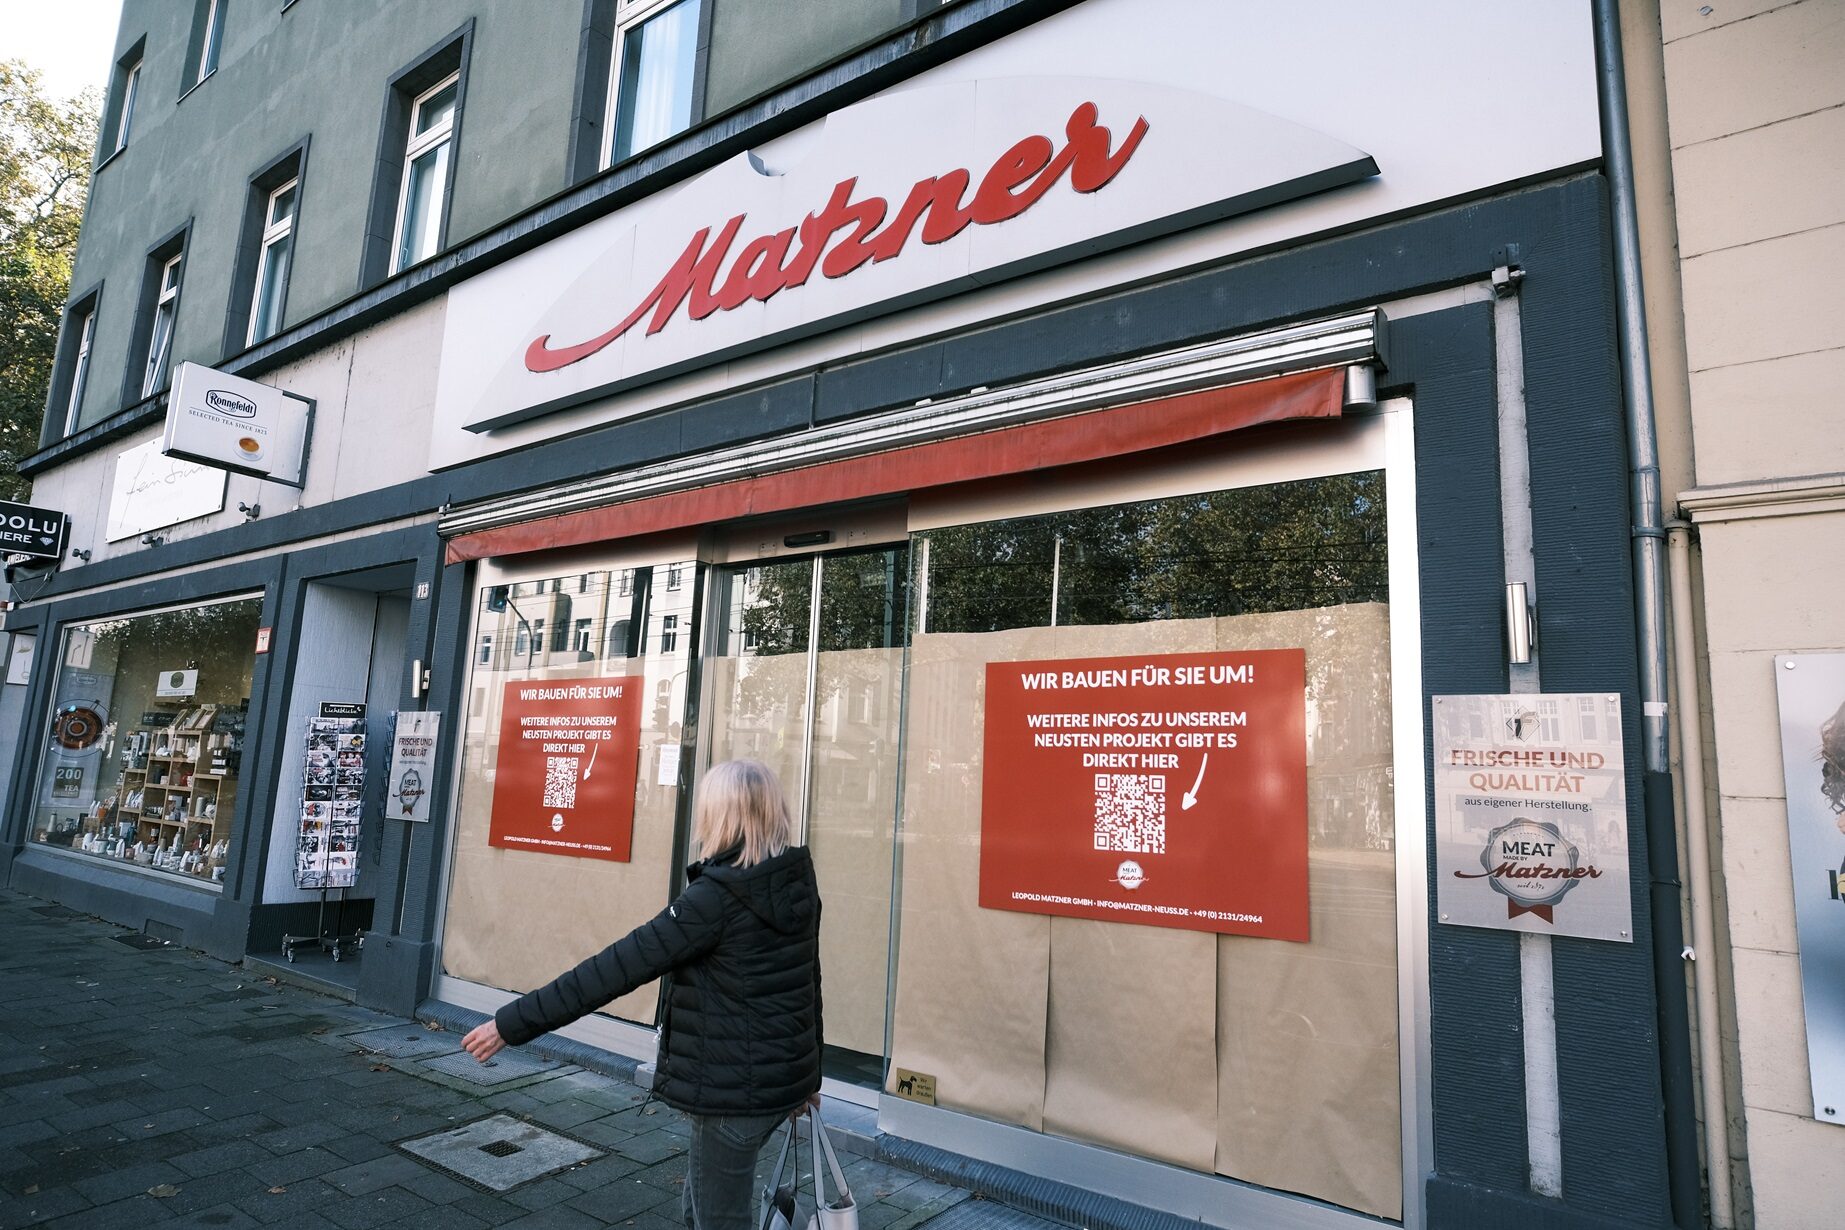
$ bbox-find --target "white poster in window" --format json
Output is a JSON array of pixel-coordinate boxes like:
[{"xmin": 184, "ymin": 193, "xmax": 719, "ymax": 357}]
[
  {"xmin": 5, "ymin": 633, "xmax": 34, "ymax": 685},
  {"xmin": 387, "ymin": 711, "xmax": 441, "ymax": 823},
  {"xmin": 1433, "ymin": 693, "xmax": 1633, "ymax": 943},
  {"xmin": 656, "ymin": 741, "xmax": 681, "ymax": 788},
  {"xmin": 1773, "ymin": 654, "xmax": 1845, "ymax": 1125},
  {"xmin": 106, "ymin": 438, "xmax": 226, "ymax": 542}
]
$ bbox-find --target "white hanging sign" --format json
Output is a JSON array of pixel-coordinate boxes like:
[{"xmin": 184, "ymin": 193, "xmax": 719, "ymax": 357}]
[
  {"xmin": 1434, "ymin": 693, "xmax": 1634, "ymax": 943},
  {"xmin": 388, "ymin": 711, "xmax": 442, "ymax": 823},
  {"xmin": 163, "ymin": 362, "xmax": 312, "ymax": 487}
]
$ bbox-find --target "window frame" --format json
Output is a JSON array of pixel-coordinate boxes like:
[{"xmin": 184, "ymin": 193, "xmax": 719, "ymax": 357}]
[
  {"xmin": 599, "ymin": 0, "xmax": 708, "ymax": 171},
  {"xmin": 388, "ymin": 70, "xmax": 461, "ymax": 276},
  {"xmin": 142, "ymin": 252, "xmax": 184, "ymax": 399},
  {"xmin": 64, "ymin": 308, "xmax": 97, "ymax": 435},
  {"xmin": 247, "ymin": 177, "xmax": 299, "ymax": 346},
  {"xmin": 114, "ymin": 58, "xmax": 142, "ymax": 154},
  {"xmin": 195, "ymin": 0, "xmax": 225, "ymax": 86}
]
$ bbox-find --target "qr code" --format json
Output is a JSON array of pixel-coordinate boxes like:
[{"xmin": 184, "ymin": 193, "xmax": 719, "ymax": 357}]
[
  {"xmin": 543, "ymin": 756, "xmax": 578, "ymax": 809},
  {"xmin": 1093, "ymin": 773, "xmax": 1167, "ymax": 853}
]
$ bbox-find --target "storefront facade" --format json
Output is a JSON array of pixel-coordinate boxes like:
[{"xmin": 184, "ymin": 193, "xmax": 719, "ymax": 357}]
[{"xmin": 4, "ymin": 3, "xmax": 1699, "ymax": 1227}]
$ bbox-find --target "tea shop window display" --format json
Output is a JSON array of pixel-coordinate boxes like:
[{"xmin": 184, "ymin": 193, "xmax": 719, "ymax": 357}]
[
  {"xmin": 95, "ymin": 704, "xmax": 245, "ymax": 880},
  {"xmin": 31, "ymin": 596, "xmax": 261, "ymax": 882}
]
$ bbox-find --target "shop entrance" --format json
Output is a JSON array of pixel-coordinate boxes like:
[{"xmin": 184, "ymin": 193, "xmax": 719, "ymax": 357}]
[{"xmin": 696, "ymin": 520, "xmax": 910, "ymax": 1089}]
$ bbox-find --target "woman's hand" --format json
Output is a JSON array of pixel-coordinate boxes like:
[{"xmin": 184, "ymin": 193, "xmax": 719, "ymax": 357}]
[
  {"xmin": 788, "ymin": 1091, "xmax": 821, "ymax": 1122},
  {"xmin": 461, "ymin": 1019, "xmax": 506, "ymax": 1064}
]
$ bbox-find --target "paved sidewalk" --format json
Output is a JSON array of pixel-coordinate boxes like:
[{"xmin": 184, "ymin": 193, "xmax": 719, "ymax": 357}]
[{"xmin": 0, "ymin": 889, "xmax": 1056, "ymax": 1230}]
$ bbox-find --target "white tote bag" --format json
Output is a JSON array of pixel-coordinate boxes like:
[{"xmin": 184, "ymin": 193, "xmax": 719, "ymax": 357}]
[
  {"xmin": 759, "ymin": 1118, "xmax": 798, "ymax": 1230},
  {"xmin": 807, "ymin": 1109, "xmax": 858, "ymax": 1230}
]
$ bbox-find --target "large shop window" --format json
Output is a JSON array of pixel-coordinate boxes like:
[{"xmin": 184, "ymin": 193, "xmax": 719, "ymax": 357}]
[
  {"xmin": 31, "ymin": 596, "xmax": 260, "ymax": 888},
  {"xmin": 890, "ymin": 472, "xmax": 1403, "ymax": 1219},
  {"xmin": 441, "ymin": 565, "xmax": 695, "ymax": 1027}
]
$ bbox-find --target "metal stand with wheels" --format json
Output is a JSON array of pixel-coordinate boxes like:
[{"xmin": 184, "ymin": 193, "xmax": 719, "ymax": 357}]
[{"xmin": 280, "ymin": 887, "xmax": 365, "ymax": 963}]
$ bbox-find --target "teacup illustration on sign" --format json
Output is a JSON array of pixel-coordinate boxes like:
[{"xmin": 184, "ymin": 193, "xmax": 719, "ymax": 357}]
[{"xmin": 236, "ymin": 436, "xmax": 264, "ymax": 461}]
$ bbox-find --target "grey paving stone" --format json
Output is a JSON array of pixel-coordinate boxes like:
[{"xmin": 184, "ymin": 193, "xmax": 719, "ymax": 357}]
[
  {"xmin": 321, "ymin": 1152, "xmax": 437, "ymax": 1197},
  {"xmin": 170, "ymin": 1138, "xmax": 275, "ymax": 1178},
  {"xmin": 500, "ymin": 1205, "xmax": 608, "ymax": 1229},
  {"xmin": 70, "ymin": 1157, "xmax": 188, "ymax": 1205},
  {"xmin": 114, "ymin": 1105, "xmax": 215, "ymax": 1138},
  {"xmin": 607, "ymin": 1129, "xmax": 682, "ymax": 1166},
  {"xmin": 566, "ymin": 1174, "xmax": 680, "ymax": 1223},
  {"xmin": 504, "ymin": 1176, "xmax": 587, "ymax": 1211},
  {"xmin": 41, "ymin": 1192, "xmax": 178, "ymax": 1230},
  {"xmin": 251, "ymin": 1120, "xmax": 345, "ymax": 1154},
  {"xmin": 0, "ymin": 1184, "xmax": 92, "ymax": 1227},
  {"xmin": 245, "ymin": 1144, "xmax": 349, "ymax": 1187},
  {"xmin": 320, "ymin": 1183, "xmax": 436, "ymax": 1229},
  {"xmin": 230, "ymin": 1176, "xmax": 344, "ymax": 1225},
  {"xmin": 168, "ymin": 1202, "xmax": 265, "ymax": 1228}
]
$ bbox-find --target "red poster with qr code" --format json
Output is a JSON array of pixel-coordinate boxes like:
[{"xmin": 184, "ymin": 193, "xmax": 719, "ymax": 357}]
[
  {"xmin": 979, "ymin": 650, "xmax": 1309, "ymax": 940},
  {"xmin": 488, "ymin": 677, "xmax": 643, "ymax": 861}
]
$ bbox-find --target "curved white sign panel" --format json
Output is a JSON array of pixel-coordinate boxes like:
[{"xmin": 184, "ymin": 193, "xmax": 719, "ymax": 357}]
[{"xmin": 435, "ymin": 76, "xmax": 1375, "ymax": 436}]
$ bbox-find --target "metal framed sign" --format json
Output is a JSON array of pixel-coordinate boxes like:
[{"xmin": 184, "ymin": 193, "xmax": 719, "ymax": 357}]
[
  {"xmin": 1774, "ymin": 654, "xmax": 1845, "ymax": 1124},
  {"xmin": 0, "ymin": 500, "xmax": 69, "ymax": 561},
  {"xmin": 163, "ymin": 362, "xmax": 312, "ymax": 487},
  {"xmin": 1434, "ymin": 693, "xmax": 1633, "ymax": 943}
]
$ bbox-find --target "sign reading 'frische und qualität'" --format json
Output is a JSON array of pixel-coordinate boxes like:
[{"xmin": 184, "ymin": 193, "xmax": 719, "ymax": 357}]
[
  {"xmin": 981, "ymin": 650, "xmax": 1309, "ymax": 940},
  {"xmin": 1434, "ymin": 693, "xmax": 1632, "ymax": 943},
  {"xmin": 489, "ymin": 678, "xmax": 642, "ymax": 861}
]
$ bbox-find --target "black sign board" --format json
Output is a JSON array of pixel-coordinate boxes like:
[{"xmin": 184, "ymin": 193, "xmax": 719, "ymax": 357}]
[
  {"xmin": 318, "ymin": 701, "xmax": 367, "ymax": 719},
  {"xmin": 0, "ymin": 500, "xmax": 69, "ymax": 562}
]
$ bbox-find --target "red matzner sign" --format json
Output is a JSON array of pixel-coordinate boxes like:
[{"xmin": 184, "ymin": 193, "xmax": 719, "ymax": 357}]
[
  {"xmin": 489, "ymin": 678, "xmax": 642, "ymax": 861},
  {"xmin": 524, "ymin": 102, "xmax": 1147, "ymax": 373},
  {"xmin": 980, "ymin": 649, "xmax": 1310, "ymax": 940},
  {"xmin": 434, "ymin": 76, "xmax": 1375, "ymax": 445}
]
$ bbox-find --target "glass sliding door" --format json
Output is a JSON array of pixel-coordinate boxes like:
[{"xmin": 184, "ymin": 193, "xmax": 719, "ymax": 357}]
[{"xmin": 698, "ymin": 544, "xmax": 910, "ymax": 1087}]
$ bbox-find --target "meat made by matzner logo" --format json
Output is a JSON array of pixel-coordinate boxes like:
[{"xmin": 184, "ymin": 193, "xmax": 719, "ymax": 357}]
[{"xmin": 1452, "ymin": 817, "xmax": 1603, "ymax": 923}]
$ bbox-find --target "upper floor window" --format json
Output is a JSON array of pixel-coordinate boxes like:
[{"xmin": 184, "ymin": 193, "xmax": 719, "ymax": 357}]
[
  {"xmin": 108, "ymin": 53, "xmax": 143, "ymax": 156},
  {"xmin": 604, "ymin": 0, "xmax": 702, "ymax": 167},
  {"xmin": 392, "ymin": 72, "xmax": 459, "ymax": 274},
  {"xmin": 191, "ymin": 0, "xmax": 226, "ymax": 87},
  {"xmin": 249, "ymin": 178, "xmax": 297, "ymax": 344},
  {"xmin": 65, "ymin": 309, "xmax": 96, "ymax": 433},
  {"xmin": 142, "ymin": 253, "xmax": 183, "ymax": 396}
]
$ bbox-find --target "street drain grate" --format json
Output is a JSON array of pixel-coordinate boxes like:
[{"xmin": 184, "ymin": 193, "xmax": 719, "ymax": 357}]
[{"xmin": 399, "ymin": 1113, "xmax": 603, "ymax": 1192}]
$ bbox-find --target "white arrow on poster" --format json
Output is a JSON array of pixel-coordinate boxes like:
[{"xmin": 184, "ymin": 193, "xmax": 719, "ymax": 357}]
[{"xmin": 1434, "ymin": 693, "xmax": 1634, "ymax": 943}]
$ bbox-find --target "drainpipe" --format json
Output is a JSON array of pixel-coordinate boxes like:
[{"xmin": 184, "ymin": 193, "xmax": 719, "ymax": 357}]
[
  {"xmin": 1589, "ymin": 3, "xmax": 1701, "ymax": 1226},
  {"xmin": 1667, "ymin": 520, "xmax": 1736, "ymax": 1228}
]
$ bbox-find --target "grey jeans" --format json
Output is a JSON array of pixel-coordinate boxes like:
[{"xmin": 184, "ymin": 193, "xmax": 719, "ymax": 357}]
[{"xmin": 682, "ymin": 1110, "xmax": 786, "ymax": 1230}]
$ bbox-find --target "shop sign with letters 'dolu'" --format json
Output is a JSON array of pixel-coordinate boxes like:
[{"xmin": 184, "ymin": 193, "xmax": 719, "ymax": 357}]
[{"xmin": 1434, "ymin": 693, "xmax": 1633, "ymax": 942}]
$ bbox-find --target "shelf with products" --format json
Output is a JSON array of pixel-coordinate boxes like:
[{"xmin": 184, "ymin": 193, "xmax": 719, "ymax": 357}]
[{"xmin": 86, "ymin": 703, "xmax": 246, "ymax": 883}]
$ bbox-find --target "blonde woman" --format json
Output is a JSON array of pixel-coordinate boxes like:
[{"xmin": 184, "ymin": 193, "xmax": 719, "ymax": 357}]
[{"xmin": 463, "ymin": 759, "xmax": 823, "ymax": 1229}]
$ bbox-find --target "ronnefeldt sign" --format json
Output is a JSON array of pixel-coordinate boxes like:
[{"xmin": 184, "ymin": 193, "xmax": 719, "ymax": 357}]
[
  {"xmin": 435, "ymin": 76, "xmax": 1376, "ymax": 435},
  {"xmin": 163, "ymin": 362, "xmax": 312, "ymax": 487}
]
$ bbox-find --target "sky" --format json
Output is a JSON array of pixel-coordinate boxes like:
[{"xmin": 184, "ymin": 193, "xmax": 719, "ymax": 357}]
[{"xmin": 1, "ymin": 0, "xmax": 125, "ymax": 102}]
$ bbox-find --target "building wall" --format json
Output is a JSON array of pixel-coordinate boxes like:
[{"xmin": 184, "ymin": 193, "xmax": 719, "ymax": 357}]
[{"xmin": 1659, "ymin": 1, "xmax": 1845, "ymax": 1225}]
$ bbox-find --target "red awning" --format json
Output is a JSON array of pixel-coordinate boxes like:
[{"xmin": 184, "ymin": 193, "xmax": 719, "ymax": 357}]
[{"xmin": 444, "ymin": 366, "xmax": 1344, "ymax": 565}]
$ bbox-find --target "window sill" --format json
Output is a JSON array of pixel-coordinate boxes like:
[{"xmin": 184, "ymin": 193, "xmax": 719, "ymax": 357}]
[
  {"xmin": 25, "ymin": 839, "xmax": 226, "ymax": 894},
  {"xmin": 177, "ymin": 69, "xmax": 217, "ymax": 106},
  {"xmin": 94, "ymin": 145, "xmax": 128, "ymax": 174}
]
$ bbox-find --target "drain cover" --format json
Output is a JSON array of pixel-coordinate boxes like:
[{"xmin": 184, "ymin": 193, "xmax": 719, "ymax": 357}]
[
  {"xmin": 109, "ymin": 932, "xmax": 170, "ymax": 950},
  {"xmin": 400, "ymin": 1113, "xmax": 602, "ymax": 1192},
  {"xmin": 343, "ymin": 1024, "xmax": 458, "ymax": 1060},
  {"xmin": 419, "ymin": 1047, "xmax": 559, "ymax": 1086}
]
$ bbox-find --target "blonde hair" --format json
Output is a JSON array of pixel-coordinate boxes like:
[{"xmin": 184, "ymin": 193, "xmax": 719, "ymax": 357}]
[{"xmin": 693, "ymin": 759, "xmax": 794, "ymax": 867}]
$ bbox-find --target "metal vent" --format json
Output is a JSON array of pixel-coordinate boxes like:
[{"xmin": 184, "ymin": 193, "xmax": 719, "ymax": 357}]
[{"xmin": 478, "ymin": 1140, "xmax": 523, "ymax": 1157}]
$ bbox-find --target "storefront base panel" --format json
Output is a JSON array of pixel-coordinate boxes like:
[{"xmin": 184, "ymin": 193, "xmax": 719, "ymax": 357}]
[
  {"xmin": 1424, "ymin": 1175, "xmax": 1669, "ymax": 1230},
  {"xmin": 879, "ymin": 1096, "xmax": 1378, "ymax": 1230},
  {"xmin": 358, "ymin": 933, "xmax": 438, "ymax": 1019},
  {"xmin": 8, "ymin": 846, "xmax": 247, "ymax": 960}
]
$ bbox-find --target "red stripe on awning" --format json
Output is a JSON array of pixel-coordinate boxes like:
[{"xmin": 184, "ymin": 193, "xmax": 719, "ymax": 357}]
[{"xmin": 445, "ymin": 367, "xmax": 1344, "ymax": 565}]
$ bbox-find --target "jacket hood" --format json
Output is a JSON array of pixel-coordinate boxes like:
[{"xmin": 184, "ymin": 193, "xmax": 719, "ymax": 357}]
[{"xmin": 692, "ymin": 845, "xmax": 816, "ymax": 934}]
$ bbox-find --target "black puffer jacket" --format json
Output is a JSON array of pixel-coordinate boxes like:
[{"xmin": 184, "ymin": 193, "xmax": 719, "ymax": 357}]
[{"xmin": 495, "ymin": 845, "xmax": 823, "ymax": 1116}]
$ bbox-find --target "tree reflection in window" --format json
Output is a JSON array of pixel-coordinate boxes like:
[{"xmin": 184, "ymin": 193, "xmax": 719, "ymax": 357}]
[{"xmin": 920, "ymin": 472, "xmax": 1387, "ymax": 633}]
